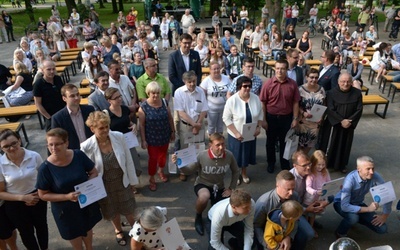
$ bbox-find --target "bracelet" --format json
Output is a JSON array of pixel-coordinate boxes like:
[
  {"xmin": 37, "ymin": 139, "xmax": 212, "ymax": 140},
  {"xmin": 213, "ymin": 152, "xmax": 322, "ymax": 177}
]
[{"xmin": 293, "ymin": 116, "xmax": 299, "ymax": 121}]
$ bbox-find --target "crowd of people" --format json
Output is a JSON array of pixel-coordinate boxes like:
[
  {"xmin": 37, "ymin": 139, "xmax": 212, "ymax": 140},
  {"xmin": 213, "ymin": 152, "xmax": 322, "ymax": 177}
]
[{"xmin": 0, "ymin": 2, "xmax": 398, "ymax": 250}]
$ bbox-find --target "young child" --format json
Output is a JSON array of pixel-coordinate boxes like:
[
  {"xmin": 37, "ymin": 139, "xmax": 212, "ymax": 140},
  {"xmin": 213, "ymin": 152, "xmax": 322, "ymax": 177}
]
[
  {"xmin": 264, "ymin": 200, "xmax": 303, "ymax": 250},
  {"xmin": 160, "ymin": 17, "xmax": 169, "ymax": 51},
  {"xmin": 303, "ymin": 150, "xmax": 331, "ymax": 237},
  {"xmin": 356, "ymin": 36, "xmax": 367, "ymax": 57}
]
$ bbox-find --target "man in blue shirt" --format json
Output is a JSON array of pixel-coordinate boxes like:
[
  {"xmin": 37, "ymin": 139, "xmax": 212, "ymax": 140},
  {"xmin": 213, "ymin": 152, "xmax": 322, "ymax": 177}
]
[
  {"xmin": 221, "ymin": 30, "xmax": 235, "ymax": 55},
  {"xmin": 333, "ymin": 156, "xmax": 391, "ymax": 238}
]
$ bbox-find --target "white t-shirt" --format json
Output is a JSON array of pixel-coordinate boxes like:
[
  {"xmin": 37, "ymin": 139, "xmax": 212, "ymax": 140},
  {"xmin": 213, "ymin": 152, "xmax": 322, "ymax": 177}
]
[
  {"xmin": 0, "ymin": 149, "xmax": 43, "ymax": 195},
  {"xmin": 174, "ymin": 85, "xmax": 209, "ymax": 121},
  {"xmin": 194, "ymin": 45, "xmax": 209, "ymax": 60},
  {"xmin": 200, "ymin": 75, "xmax": 230, "ymax": 113}
]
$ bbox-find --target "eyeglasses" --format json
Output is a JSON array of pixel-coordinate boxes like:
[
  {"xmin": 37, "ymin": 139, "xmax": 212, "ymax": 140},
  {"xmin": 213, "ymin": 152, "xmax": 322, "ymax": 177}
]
[
  {"xmin": 297, "ymin": 162, "xmax": 312, "ymax": 168},
  {"xmin": 1, "ymin": 141, "xmax": 19, "ymax": 150},
  {"xmin": 242, "ymin": 85, "xmax": 252, "ymax": 89},
  {"xmin": 147, "ymin": 64, "xmax": 157, "ymax": 68},
  {"xmin": 110, "ymin": 95, "xmax": 122, "ymax": 100},
  {"xmin": 47, "ymin": 142, "xmax": 65, "ymax": 148},
  {"xmin": 309, "ymin": 76, "xmax": 318, "ymax": 79}
]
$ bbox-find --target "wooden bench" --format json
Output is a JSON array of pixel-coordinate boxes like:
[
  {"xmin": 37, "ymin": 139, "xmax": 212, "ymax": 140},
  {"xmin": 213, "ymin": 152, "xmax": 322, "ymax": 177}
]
[
  {"xmin": 387, "ymin": 82, "xmax": 400, "ymax": 102},
  {"xmin": 202, "ymin": 67, "xmax": 210, "ymax": 74},
  {"xmin": 56, "ymin": 60, "xmax": 77, "ymax": 76},
  {"xmin": 80, "ymin": 78, "xmax": 90, "ymax": 88},
  {"xmin": 362, "ymin": 85, "xmax": 369, "ymax": 95},
  {"xmin": 60, "ymin": 51, "xmax": 80, "ymax": 57},
  {"xmin": 0, "ymin": 122, "xmax": 29, "ymax": 147},
  {"xmin": 362, "ymin": 95, "xmax": 389, "ymax": 118},
  {"xmin": 81, "ymin": 98, "xmax": 89, "ymax": 105},
  {"xmin": 263, "ymin": 60, "xmax": 276, "ymax": 77},
  {"xmin": 379, "ymin": 75, "xmax": 394, "ymax": 94},
  {"xmin": 0, "ymin": 105, "xmax": 43, "ymax": 128},
  {"xmin": 60, "ymin": 54, "xmax": 82, "ymax": 68},
  {"xmin": 78, "ymin": 88, "xmax": 91, "ymax": 97},
  {"xmin": 60, "ymin": 47, "xmax": 83, "ymax": 52}
]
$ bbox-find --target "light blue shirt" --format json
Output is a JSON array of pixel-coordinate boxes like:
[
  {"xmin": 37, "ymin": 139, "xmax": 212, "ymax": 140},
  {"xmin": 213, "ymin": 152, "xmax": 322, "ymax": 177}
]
[{"xmin": 334, "ymin": 170, "xmax": 392, "ymax": 214}]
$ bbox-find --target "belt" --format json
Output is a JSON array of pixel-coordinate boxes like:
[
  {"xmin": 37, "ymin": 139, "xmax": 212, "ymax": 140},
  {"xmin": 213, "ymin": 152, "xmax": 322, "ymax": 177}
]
[
  {"xmin": 181, "ymin": 120, "xmax": 192, "ymax": 126},
  {"xmin": 267, "ymin": 113, "xmax": 293, "ymax": 118}
]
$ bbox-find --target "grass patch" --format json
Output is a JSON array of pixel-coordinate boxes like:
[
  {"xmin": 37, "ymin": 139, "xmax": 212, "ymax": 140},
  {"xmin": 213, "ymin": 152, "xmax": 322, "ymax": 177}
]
[{"xmin": 12, "ymin": 2, "xmax": 145, "ymax": 36}]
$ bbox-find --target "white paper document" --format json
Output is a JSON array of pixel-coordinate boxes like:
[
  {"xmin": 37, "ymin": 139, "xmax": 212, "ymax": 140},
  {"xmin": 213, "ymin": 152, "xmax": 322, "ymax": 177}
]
[
  {"xmin": 175, "ymin": 145, "xmax": 197, "ymax": 168},
  {"xmin": 370, "ymin": 181, "xmax": 396, "ymax": 205},
  {"xmin": 123, "ymin": 132, "xmax": 139, "ymax": 149},
  {"xmin": 74, "ymin": 176, "xmax": 107, "ymax": 208},
  {"xmin": 320, "ymin": 177, "xmax": 345, "ymax": 198},
  {"xmin": 241, "ymin": 122, "xmax": 257, "ymax": 142},
  {"xmin": 306, "ymin": 104, "xmax": 327, "ymax": 122},
  {"xmin": 157, "ymin": 218, "xmax": 191, "ymax": 250},
  {"xmin": 184, "ymin": 129, "xmax": 205, "ymax": 144}
]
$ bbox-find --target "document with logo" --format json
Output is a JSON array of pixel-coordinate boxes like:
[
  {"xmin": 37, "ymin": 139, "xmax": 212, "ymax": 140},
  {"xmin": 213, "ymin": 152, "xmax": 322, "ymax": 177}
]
[
  {"xmin": 370, "ymin": 181, "xmax": 396, "ymax": 206},
  {"xmin": 241, "ymin": 122, "xmax": 257, "ymax": 142},
  {"xmin": 320, "ymin": 177, "xmax": 344, "ymax": 199},
  {"xmin": 74, "ymin": 176, "xmax": 107, "ymax": 209},
  {"xmin": 175, "ymin": 145, "xmax": 197, "ymax": 168},
  {"xmin": 124, "ymin": 132, "xmax": 139, "ymax": 149},
  {"xmin": 157, "ymin": 218, "xmax": 192, "ymax": 250},
  {"xmin": 306, "ymin": 104, "xmax": 327, "ymax": 122}
]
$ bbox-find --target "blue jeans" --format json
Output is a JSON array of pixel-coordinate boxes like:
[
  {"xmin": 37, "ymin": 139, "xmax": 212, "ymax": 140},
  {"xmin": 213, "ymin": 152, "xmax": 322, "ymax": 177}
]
[
  {"xmin": 388, "ymin": 71, "xmax": 400, "ymax": 81},
  {"xmin": 293, "ymin": 216, "xmax": 314, "ymax": 250},
  {"xmin": 241, "ymin": 18, "xmax": 247, "ymax": 28},
  {"xmin": 333, "ymin": 202, "xmax": 388, "ymax": 236}
]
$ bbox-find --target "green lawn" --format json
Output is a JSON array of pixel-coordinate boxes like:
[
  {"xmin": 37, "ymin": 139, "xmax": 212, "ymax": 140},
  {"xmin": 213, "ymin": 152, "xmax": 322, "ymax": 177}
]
[{"xmin": 11, "ymin": 2, "xmax": 145, "ymax": 36}]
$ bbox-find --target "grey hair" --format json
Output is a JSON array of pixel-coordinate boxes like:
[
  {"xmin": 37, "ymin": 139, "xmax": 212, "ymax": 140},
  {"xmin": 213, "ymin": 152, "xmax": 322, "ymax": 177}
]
[
  {"xmin": 357, "ymin": 156, "xmax": 374, "ymax": 166},
  {"xmin": 137, "ymin": 206, "xmax": 164, "ymax": 230},
  {"xmin": 144, "ymin": 58, "xmax": 156, "ymax": 68}
]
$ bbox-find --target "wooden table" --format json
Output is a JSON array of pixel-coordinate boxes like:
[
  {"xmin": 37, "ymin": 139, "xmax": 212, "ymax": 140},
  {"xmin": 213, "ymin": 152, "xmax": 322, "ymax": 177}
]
[{"xmin": 305, "ymin": 60, "xmax": 322, "ymax": 66}]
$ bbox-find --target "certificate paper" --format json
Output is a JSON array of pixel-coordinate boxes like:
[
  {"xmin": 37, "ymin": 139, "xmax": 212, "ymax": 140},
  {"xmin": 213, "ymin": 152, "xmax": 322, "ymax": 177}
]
[
  {"xmin": 306, "ymin": 104, "xmax": 327, "ymax": 122},
  {"xmin": 123, "ymin": 132, "xmax": 139, "ymax": 149},
  {"xmin": 320, "ymin": 177, "xmax": 344, "ymax": 198},
  {"xmin": 157, "ymin": 218, "xmax": 191, "ymax": 250},
  {"xmin": 74, "ymin": 176, "xmax": 107, "ymax": 209},
  {"xmin": 184, "ymin": 129, "xmax": 205, "ymax": 144},
  {"xmin": 370, "ymin": 181, "xmax": 396, "ymax": 205},
  {"xmin": 241, "ymin": 122, "xmax": 257, "ymax": 142},
  {"xmin": 175, "ymin": 145, "xmax": 197, "ymax": 168}
]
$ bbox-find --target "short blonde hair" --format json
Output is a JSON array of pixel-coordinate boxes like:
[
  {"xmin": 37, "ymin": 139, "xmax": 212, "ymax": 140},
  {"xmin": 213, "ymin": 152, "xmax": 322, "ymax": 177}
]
[
  {"xmin": 14, "ymin": 62, "xmax": 29, "ymax": 74},
  {"xmin": 85, "ymin": 111, "xmax": 111, "ymax": 128},
  {"xmin": 83, "ymin": 42, "xmax": 94, "ymax": 50},
  {"xmin": 13, "ymin": 49, "xmax": 25, "ymax": 60},
  {"xmin": 145, "ymin": 81, "xmax": 161, "ymax": 96},
  {"xmin": 281, "ymin": 200, "xmax": 303, "ymax": 219}
]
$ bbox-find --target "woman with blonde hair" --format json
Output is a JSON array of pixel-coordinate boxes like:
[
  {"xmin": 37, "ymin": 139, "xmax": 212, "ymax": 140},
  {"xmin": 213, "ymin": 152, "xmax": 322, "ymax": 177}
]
[
  {"xmin": 138, "ymin": 82, "xmax": 174, "ymax": 191},
  {"xmin": 13, "ymin": 48, "xmax": 32, "ymax": 72},
  {"xmin": 81, "ymin": 111, "xmax": 138, "ymax": 246},
  {"xmin": 4, "ymin": 63, "xmax": 33, "ymax": 106},
  {"xmin": 100, "ymin": 36, "xmax": 120, "ymax": 66}
]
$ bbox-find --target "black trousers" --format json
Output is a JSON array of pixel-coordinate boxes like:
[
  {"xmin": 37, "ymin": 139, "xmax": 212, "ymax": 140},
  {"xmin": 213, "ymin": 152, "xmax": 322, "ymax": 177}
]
[
  {"xmin": 266, "ymin": 113, "xmax": 292, "ymax": 170},
  {"xmin": 5, "ymin": 25, "xmax": 14, "ymax": 41},
  {"xmin": 207, "ymin": 219, "xmax": 244, "ymax": 250},
  {"xmin": 5, "ymin": 199, "xmax": 48, "ymax": 250}
]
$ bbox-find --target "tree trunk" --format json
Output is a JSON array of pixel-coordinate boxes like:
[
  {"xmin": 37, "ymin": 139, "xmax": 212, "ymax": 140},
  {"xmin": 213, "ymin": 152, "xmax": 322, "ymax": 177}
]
[
  {"xmin": 210, "ymin": 0, "xmax": 221, "ymax": 14},
  {"xmin": 98, "ymin": 0, "xmax": 105, "ymax": 9},
  {"xmin": 365, "ymin": 0, "xmax": 373, "ymax": 9},
  {"xmin": 118, "ymin": 0, "xmax": 123, "ymax": 12},
  {"xmin": 111, "ymin": 0, "xmax": 118, "ymax": 13},
  {"xmin": 266, "ymin": 0, "xmax": 283, "ymax": 31},
  {"xmin": 24, "ymin": 0, "xmax": 35, "ymax": 22},
  {"xmin": 65, "ymin": 0, "xmax": 77, "ymax": 16}
]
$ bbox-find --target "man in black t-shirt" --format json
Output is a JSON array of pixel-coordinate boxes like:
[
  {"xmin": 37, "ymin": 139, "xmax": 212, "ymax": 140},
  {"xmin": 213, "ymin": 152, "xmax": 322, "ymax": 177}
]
[{"xmin": 33, "ymin": 60, "xmax": 65, "ymax": 131}]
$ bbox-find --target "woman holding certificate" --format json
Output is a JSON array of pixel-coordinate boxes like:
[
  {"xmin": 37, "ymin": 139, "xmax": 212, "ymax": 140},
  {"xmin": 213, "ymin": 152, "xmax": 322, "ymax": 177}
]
[
  {"xmin": 104, "ymin": 87, "xmax": 142, "ymax": 191},
  {"xmin": 138, "ymin": 82, "xmax": 175, "ymax": 191},
  {"xmin": 296, "ymin": 68, "xmax": 326, "ymax": 154},
  {"xmin": 81, "ymin": 111, "xmax": 138, "ymax": 246},
  {"xmin": 36, "ymin": 128, "xmax": 102, "ymax": 249},
  {"xmin": 0, "ymin": 129, "xmax": 48, "ymax": 250},
  {"xmin": 222, "ymin": 76, "xmax": 263, "ymax": 185}
]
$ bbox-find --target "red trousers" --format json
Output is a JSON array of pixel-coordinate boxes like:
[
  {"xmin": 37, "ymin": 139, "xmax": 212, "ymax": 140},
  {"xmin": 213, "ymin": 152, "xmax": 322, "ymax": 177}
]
[{"xmin": 147, "ymin": 144, "xmax": 169, "ymax": 176}]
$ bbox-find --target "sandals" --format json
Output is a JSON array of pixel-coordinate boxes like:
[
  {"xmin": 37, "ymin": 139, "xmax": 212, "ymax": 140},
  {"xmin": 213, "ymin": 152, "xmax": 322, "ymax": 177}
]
[
  {"xmin": 149, "ymin": 178, "xmax": 157, "ymax": 191},
  {"xmin": 115, "ymin": 231, "xmax": 127, "ymax": 246},
  {"xmin": 158, "ymin": 172, "xmax": 168, "ymax": 183}
]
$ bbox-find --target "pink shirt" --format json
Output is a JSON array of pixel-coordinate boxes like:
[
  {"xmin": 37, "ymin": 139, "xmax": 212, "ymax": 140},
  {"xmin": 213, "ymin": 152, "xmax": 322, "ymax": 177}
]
[{"xmin": 303, "ymin": 171, "xmax": 331, "ymax": 206}]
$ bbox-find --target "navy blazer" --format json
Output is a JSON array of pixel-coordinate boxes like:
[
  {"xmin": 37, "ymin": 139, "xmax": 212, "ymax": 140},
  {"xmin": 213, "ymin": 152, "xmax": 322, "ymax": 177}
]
[
  {"xmin": 318, "ymin": 65, "xmax": 340, "ymax": 92},
  {"xmin": 88, "ymin": 88, "xmax": 110, "ymax": 111},
  {"xmin": 168, "ymin": 49, "xmax": 202, "ymax": 95},
  {"xmin": 289, "ymin": 66, "xmax": 304, "ymax": 87},
  {"xmin": 51, "ymin": 105, "xmax": 95, "ymax": 149}
]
